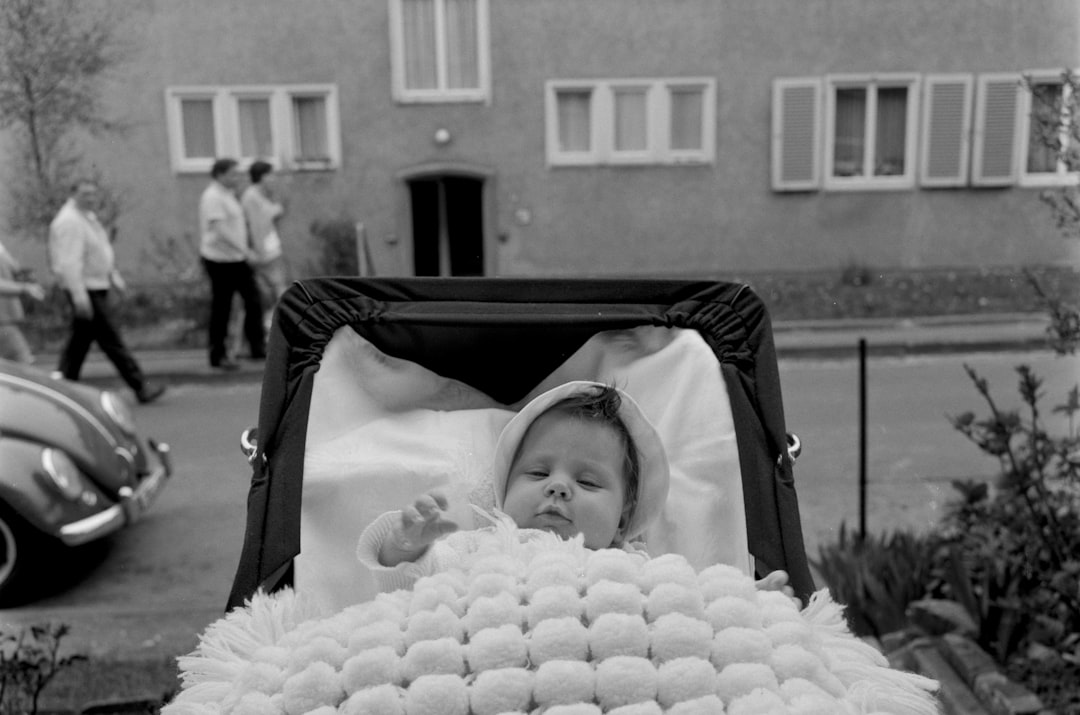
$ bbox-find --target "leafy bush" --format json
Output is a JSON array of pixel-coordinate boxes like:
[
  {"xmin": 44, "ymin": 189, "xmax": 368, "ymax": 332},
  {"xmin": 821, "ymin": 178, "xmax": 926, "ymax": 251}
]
[
  {"xmin": 0, "ymin": 622, "xmax": 85, "ymax": 715},
  {"xmin": 938, "ymin": 364, "xmax": 1080, "ymax": 664},
  {"xmin": 812, "ymin": 523, "xmax": 938, "ymax": 637}
]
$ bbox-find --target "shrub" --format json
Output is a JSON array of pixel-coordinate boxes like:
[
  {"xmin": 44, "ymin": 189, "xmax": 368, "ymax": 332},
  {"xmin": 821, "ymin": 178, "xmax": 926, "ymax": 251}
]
[{"xmin": 0, "ymin": 622, "xmax": 85, "ymax": 715}]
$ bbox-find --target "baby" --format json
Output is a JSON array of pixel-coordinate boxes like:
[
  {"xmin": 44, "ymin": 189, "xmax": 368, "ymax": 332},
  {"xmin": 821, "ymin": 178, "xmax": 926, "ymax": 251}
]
[{"xmin": 357, "ymin": 380, "xmax": 791, "ymax": 597}]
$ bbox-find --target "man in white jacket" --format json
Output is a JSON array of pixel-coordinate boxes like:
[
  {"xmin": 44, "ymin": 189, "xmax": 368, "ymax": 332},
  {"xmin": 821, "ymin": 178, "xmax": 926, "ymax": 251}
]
[{"xmin": 49, "ymin": 180, "xmax": 165, "ymax": 403}]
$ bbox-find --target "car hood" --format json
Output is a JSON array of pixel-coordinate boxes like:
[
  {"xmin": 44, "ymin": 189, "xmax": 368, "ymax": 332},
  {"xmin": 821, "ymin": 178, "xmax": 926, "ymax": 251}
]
[{"xmin": 0, "ymin": 359, "xmax": 141, "ymax": 494}]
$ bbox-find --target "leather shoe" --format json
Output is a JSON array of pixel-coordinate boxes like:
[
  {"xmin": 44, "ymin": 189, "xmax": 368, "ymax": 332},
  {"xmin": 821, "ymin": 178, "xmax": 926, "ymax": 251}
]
[
  {"xmin": 210, "ymin": 358, "xmax": 241, "ymax": 371},
  {"xmin": 136, "ymin": 383, "xmax": 167, "ymax": 404}
]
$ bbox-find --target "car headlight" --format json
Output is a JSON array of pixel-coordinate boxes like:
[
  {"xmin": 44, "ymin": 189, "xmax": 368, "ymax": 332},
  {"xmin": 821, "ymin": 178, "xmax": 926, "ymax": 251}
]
[
  {"xmin": 100, "ymin": 391, "xmax": 136, "ymax": 436},
  {"xmin": 41, "ymin": 448, "xmax": 95, "ymax": 505}
]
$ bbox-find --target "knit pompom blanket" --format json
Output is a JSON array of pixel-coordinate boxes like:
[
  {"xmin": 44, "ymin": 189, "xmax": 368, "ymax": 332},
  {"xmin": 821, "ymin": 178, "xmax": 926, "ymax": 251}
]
[{"xmin": 165, "ymin": 522, "xmax": 939, "ymax": 715}]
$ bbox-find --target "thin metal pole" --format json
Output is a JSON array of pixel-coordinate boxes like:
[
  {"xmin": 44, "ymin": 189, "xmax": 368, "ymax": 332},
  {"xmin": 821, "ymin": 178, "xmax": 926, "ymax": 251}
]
[{"xmin": 859, "ymin": 338, "xmax": 868, "ymax": 540}]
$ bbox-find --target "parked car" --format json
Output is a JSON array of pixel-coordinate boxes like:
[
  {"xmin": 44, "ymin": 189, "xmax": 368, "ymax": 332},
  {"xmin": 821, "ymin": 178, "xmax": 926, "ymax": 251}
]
[{"xmin": 0, "ymin": 358, "xmax": 171, "ymax": 605}]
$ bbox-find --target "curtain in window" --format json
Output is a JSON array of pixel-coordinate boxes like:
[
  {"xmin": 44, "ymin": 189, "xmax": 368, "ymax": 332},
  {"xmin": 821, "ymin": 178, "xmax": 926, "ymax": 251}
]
[
  {"xmin": 557, "ymin": 90, "xmax": 591, "ymax": 152},
  {"xmin": 1027, "ymin": 83, "xmax": 1062, "ymax": 173},
  {"xmin": 402, "ymin": 0, "xmax": 438, "ymax": 90},
  {"xmin": 670, "ymin": 87, "xmax": 704, "ymax": 150},
  {"xmin": 445, "ymin": 0, "xmax": 479, "ymax": 89},
  {"xmin": 614, "ymin": 88, "xmax": 648, "ymax": 151},
  {"xmin": 180, "ymin": 98, "xmax": 216, "ymax": 159},
  {"xmin": 293, "ymin": 97, "xmax": 328, "ymax": 160},
  {"xmin": 833, "ymin": 88, "xmax": 866, "ymax": 176},
  {"xmin": 238, "ymin": 98, "xmax": 273, "ymax": 159},
  {"xmin": 874, "ymin": 87, "xmax": 907, "ymax": 176}
]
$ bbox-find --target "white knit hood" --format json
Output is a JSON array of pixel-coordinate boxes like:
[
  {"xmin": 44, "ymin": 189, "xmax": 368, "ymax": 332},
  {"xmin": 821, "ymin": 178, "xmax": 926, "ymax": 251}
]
[{"xmin": 490, "ymin": 381, "xmax": 670, "ymax": 543}]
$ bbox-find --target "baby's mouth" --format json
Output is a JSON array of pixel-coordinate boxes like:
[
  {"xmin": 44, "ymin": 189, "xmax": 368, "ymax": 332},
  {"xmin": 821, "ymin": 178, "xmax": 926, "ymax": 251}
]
[{"xmin": 537, "ymin": 505, "xmax": 570, "ymax": 522}]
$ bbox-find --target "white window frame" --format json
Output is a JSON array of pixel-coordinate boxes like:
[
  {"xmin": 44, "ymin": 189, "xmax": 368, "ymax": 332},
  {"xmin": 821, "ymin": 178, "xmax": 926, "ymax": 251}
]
[
  {"xmin": 545, "ymin": 78, "xmax": 716, "ymax": 167},
  {"xmin": 165, "ymin": 84, "xmax": 341, "ymax": 174},
  {"xmin": 823, "ymin": 73, "xmax": 920, "ymax": 191},
  {"xmin": 388, "ymin": 0, "xmax": 491, "ymax": 104},
  {"xmin": 1019, "ymin": 68, "xmax": 1079, "ymax": 187}
]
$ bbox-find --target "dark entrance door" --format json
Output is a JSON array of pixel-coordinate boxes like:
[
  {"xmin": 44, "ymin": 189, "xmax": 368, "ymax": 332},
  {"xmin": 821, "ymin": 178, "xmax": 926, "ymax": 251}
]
[{"xmin": 408, "ymin": 175, "xmax": 485, "ymax": 276}]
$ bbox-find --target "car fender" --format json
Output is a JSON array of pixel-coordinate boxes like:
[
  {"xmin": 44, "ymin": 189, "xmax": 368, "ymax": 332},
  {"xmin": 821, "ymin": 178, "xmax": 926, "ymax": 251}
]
[{"xmin": 0, "ymin": 434, "xmax": 113, "ymax": 539}]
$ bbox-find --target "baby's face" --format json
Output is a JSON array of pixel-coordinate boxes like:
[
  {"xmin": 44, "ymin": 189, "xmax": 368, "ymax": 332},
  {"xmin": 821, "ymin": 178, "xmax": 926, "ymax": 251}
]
[{"xmin": 502, "ymin": 411, "xmax": 627, "ymax": 549}]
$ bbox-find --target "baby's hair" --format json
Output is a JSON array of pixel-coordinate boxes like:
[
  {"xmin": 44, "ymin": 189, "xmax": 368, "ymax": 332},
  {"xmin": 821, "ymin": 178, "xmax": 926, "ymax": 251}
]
[{"xmin": 541, "ymin": 384, "xmax": 640, "ymax": 533}]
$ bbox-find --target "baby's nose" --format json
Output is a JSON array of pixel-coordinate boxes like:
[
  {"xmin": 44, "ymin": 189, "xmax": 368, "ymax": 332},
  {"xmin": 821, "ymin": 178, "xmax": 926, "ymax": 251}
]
[{"xmin": 543, "ymin": 478, "xmax": 571, "ymax": 499}]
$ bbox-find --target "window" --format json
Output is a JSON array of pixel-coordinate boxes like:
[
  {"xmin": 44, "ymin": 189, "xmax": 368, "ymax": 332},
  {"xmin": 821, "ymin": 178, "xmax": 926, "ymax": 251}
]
[
  {"xmin": 1019, "ymin": 70, "xmax": 1078, "ymax": 186},
  {"xmin": 545, "ymin": 78, "xmax": 716, "ymax": 166},
  {"xmin": 165, "ymin": 85, "xmax": 341, "ymax": 173},
  {"xmin": 389, "ymin": 0, "xmax": 490, "ymax": 103},
  {"xmin": 824, "ymin": 74, "xmax": 919, "ymax": 189}
]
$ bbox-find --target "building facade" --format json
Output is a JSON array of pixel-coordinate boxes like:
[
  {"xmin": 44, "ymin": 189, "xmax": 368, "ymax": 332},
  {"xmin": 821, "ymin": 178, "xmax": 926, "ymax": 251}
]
[{"xmin": 26, "ymin": 0, "xmax": 1080, "ymax": 279}]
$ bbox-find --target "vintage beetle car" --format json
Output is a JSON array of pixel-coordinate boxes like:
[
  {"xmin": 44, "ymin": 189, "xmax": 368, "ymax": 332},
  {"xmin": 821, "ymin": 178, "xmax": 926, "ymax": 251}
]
[{"xmin": 0, "ymin": 358, "xmax": 172, "ymax": 604}]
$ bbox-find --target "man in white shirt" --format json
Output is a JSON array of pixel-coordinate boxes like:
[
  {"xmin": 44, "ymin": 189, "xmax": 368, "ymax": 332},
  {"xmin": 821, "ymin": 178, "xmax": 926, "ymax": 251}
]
[
  {"xmin": 240, "ymin": 160, "xmax": 288, "ymax": 333},
  {"xmin": 49, "ymin": 180, "xmax": 165, "ymax": 403},
  {"xmin": 199, "ymin": 158, "xmax": 265, "ymax": 370}
]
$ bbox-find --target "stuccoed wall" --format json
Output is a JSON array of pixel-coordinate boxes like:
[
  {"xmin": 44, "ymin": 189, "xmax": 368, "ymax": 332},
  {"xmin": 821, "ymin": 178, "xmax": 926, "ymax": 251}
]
[{"xmin": 7, "ymin": 0, "xmax": 1076, "ymax": 280}]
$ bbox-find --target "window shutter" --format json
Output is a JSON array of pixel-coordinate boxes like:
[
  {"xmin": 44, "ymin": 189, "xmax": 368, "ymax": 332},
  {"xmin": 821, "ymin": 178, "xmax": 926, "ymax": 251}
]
[
  {"xmin": 920, "ymin": 74, "xmax": 972, "ymax": 187},
  {"xmin": 772, "ymin": 77, "xmax": 821, "ymax": 191},
  {"xmin": 972, "ymin": 73, "xmax": 1020, "ymax": 186}
]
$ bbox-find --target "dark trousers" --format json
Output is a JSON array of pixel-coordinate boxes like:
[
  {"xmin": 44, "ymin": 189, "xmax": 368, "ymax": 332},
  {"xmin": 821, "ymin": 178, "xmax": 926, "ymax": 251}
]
[
  {"xmin": 202, "ymin": 258, "xmax": 265, "ymax": 364},
  {"xmin": 59, "ymin": 290, "xmax": 145, "ymax": 391}
]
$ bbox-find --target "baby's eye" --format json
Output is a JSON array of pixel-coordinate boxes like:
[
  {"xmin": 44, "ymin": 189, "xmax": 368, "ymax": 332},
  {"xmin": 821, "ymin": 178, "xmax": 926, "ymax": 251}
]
[
  {"xmin": 577, "ymin": 476, "xmax": 601, "ymax": 489},
  {"xmin": 526, "ymin": 469, "xmax": 548, "ymax": 479}
]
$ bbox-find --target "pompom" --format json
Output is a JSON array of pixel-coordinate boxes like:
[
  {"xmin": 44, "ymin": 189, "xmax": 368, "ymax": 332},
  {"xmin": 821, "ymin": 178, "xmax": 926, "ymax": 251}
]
[
  {"xmin": 584, "ymin": 548, "xmax": 638, "ymax": 585},
  {"xmin": 526, "ymin": 585, "xmax": 584, "ymax": 627},
  {"xmin": 252, "ymin": 645, "xmax": 290, "ymax": 668},
  {"xmin": 699, "ymin": 568, "xmax": 758, "ymax": 602},
  {"xmin": 465, "ymin": 572, "xmax": 520, "ymax": 603},
  {"xmin": 405, "ymin": 604, "xmax": 464, "ymax": 646},
  {"xmin": 533, "ymin": 659, "xmax": 595, "ymax": 707},
  {"xmin": 468, "ymin": 667, "xmax": 533, "ymax": 715},
  {"xmin": 638, "ymin": 553, "xmax": 697, "ymax": 591},
  {"xmin": 711, "ymin": 626, "xmax": 773, "ymax": 671},
  {"xmin": 645, "ymin": 582, "xmax": 705, "ymax": 622},
  {"xmin": 462, "ymin": 592, "xmax": 523, "ymax": 637},
  {"xmin": 339, "ymin": 684, "xmax": 403, "ymax": 715},
  {"xmin": 285, "ymin": 635, "xmax": 348, "ymax": 675},
  {"xmin": 726, "ymin": 687, "xmax": 788, "ymax": 715},
  {"xmin": 409, "ymin": 580, "xmax": 463, "ymax": 617},
  {"xmin": 401, "ymin": 638, "xmax": 466, "ymax": 682},
  {"xmin": 341, "ymin": 647, "xmax": 401, "ymax": 692},
  {"xmin": 404, "ymin": 674, "xmax": 468, "ymax": 715},
  {"xmin": 466, "ymin": 623, "xmax": 528, "ymax": 671},
  {"xmin": 649, "ymin": 612, "xmax": 712, "ymax": 662},
  {"xmin": 608, "ymin": 702, "xmax": 662, "ymax": 715},
  {"xmin": 655, "ymin": 657, "xmax": 716, "ymax": 709},
  {"xmin": 469, "ymin": 553, "xmax": 523, "ymax": 578},
  {"xmin": 234, "ymin": 661, "xmax": 285, "ymax": 696},
  {"xmin": 545, "ymin": 704, "xmax": 602, "ymax": 715},
  {"xmin": 588, "ymin": 612, "xmax": 650, "ymax": 660},
  {"xmin": 764, "ymin": 621, "xmax": 817, "ymax": 651},
  {"xmin": 665, "ymin": 694, "xmax": 725, "ymax": 714},
  {"xmin": 594, "ymin": 656, "xmax": 657, "ymax": 710},
  {"xmin": 705, "ymin": 596, "xmax": 765, "ymax": 631},
  {"xmin": 528, "ymin": 617, "xmax": 590, "ymax": 664},
  {"xmin": 348, "ymin": 621, "xmax": 405, "ymax": 656},
  {"xmin": 584, "ymin": 579, "xmax": 643, "ymax": 622},
  {"xmin": 525, "ymin": 561, "xmax": 582, "ymax": 596},
  {"xmin": 769, "ymin": 643, "xmax": 827, "ymax": 683},
  {"xmin": 280, "ymin": 661, "xmax": 345, "ymax": 714},
  {"xmin": 787, "ymin": 692, "xmax": 842, "ymax": 715},
  {"xmin": 715, "ymin": 663, "xmax": 780, "ymax": 702},
  {"xmin": 231, "ymin": 691, "xmax": 279, "ymax": 715},
  {"xmin": 757, "ymin": 590, "xmax": 802, "ymax": 626}
]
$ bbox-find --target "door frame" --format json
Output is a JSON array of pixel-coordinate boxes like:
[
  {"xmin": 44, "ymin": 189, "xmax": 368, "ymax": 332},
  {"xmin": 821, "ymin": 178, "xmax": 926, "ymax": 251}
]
[{"xmin": 396, "ymin": 161, "xmax": 497, "ymax": 277}]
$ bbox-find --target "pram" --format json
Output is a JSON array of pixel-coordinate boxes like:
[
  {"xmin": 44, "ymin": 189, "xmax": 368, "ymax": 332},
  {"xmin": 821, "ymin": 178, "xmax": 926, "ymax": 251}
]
[{"xmin": 226, "ymin": 277, "xmax": 816, "ymax": 612}]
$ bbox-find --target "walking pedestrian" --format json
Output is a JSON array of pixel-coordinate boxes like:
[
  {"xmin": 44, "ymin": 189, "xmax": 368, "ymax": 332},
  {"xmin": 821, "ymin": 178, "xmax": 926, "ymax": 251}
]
[
  {"xmin": 198, "ymin": 158, "xmax": 265, "ymax": 370},
  {"xmin": 48, "ymin": 180, "xmax": 166, "ymax": 403},
  {"xmin": 241, "ymin": 160, "xmax": 288, "ymax": 333},
  {"xmin": 0, "ymin": 237, "xmax": 45, "ymax": 364}
]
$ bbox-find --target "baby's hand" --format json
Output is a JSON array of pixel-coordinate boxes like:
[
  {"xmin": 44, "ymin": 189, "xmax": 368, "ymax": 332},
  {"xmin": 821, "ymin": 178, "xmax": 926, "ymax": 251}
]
[
  {"xmin": 755, "ymin": 570, "xmax": 801, "ymax": 607},
  {"xmin": 379, "ymin": 491, "xmax": 459, "ymax": 566}
]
